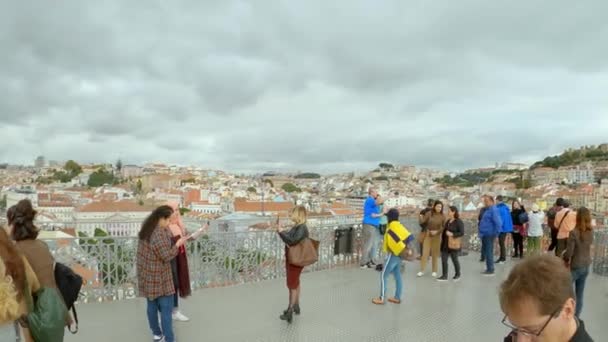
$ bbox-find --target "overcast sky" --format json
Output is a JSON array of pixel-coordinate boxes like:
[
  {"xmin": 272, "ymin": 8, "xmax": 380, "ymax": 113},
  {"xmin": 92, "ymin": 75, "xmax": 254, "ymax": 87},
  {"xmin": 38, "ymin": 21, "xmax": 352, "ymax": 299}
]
[{"xmin": 1, "ymin": 1, "xmax": 607, "ymax": 173}]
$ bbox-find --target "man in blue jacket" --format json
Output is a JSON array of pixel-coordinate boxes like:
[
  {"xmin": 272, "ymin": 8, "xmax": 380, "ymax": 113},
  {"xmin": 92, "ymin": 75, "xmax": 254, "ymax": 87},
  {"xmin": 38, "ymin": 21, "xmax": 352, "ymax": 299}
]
[
  {"xmin": 479, "ymin": 195, "xmax": 502, "ymax": 275},
  {"xmin": 361, "ymin": 188, "xmax": 385, "ymax": 268},
  {"xmin": 495, "ymin": 195, "xmax": 513, "ymax": 264}
]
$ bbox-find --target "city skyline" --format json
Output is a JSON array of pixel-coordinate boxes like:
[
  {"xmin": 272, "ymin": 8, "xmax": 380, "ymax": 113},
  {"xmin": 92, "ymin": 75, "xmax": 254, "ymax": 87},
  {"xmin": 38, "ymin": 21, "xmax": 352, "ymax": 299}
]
[
  {"xmin": 6, "ymin": 140, "xmax": 607, "ymax": 176},
  {"xmin": 1, "ymin": 2, "xmax": 608, "ymax": 172}
]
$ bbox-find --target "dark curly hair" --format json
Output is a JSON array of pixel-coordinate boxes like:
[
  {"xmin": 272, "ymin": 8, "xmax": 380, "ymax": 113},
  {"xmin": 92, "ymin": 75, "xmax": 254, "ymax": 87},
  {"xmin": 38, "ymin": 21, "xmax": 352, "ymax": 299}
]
[
  {"xmin": 8, "ymin": 199, "xmax": 39, "ymax": 241},
  {"xmin": 138, "ymin": 205, "xmax": 174, "ymax": 242}
]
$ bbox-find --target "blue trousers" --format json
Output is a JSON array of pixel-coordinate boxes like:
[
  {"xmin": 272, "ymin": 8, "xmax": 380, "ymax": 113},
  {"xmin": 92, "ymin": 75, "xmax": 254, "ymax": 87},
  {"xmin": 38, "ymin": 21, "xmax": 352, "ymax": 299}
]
[
  {"xmin": 571, "ymin": 266, "xmax": 589, "ymax": 317},
  {"xmin": 380, "ymin": 254, "xmax": 403, "ymax": 300},
  {"xmin": 481, "ymin": 235, "xmax": 496, "ymax": 273},
  {"xmin": 146, "ymin": 294, "xmax": 175, "ymax": 342}
]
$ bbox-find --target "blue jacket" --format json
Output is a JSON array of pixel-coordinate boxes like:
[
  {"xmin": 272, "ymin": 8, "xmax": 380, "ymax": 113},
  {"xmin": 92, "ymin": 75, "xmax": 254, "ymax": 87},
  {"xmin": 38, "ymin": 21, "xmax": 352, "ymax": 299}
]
[
  {"xmin": 479, "ymin": 205, "xmax": 502, "ymax": 237},
  {"xmin": 362, "ymin": 196, "xmax": 380, "ymax": 227},
  {"xmin": 496, "ymin": 202, "xmax": 514, "ymax": 233}
]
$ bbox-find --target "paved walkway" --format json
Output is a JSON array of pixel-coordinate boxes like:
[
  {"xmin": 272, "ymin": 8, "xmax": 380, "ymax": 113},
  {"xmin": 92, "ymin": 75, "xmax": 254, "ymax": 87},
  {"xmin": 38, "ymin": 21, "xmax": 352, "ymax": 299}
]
[{"xmin": 66, "ymin": 255, "xmax": 607, "ymax": 342}]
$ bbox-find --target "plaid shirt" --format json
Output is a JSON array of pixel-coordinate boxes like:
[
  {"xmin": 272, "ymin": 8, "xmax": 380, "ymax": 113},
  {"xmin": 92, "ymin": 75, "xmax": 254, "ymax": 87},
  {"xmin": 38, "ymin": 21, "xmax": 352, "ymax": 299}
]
[{"xmin": 137, "ymin": 227, "xmax": 178, "ymax": 300}]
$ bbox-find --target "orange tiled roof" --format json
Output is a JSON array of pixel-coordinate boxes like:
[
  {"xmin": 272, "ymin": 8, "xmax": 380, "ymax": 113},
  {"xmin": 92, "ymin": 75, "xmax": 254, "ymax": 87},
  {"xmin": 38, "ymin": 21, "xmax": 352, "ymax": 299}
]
[
  {"xmin": 191, "ymin": 201, "xmax": 212, "ymax": 205},
  {"xmin": 234, "ymin": 200, "xmax": 294, "ymax": 213},
  {"xmin": 331, "ymin": 208, "xmax": 358, "ymax": 215},
  {"xmin": 38, "ymin": 201, "xmax": 73, "ymax": 207},
  {"xmin": 76, "ymin": 200, "xmax": 155, "ymax": 213}
]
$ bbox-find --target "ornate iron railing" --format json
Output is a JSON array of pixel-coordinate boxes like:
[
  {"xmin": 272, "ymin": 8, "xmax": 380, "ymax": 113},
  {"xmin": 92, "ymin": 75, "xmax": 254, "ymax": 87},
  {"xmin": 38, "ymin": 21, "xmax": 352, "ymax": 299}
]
[
  {"xmin": 45, "ymin": 222, "xmax": 363, "ymax": 303},
  {"xmin": 42, "ymin": 217, "xmax": 608, "ymax": 303}
]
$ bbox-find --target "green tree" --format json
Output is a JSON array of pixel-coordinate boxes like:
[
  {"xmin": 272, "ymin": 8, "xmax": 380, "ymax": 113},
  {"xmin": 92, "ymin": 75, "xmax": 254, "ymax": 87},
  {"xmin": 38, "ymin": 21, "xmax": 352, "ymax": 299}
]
[
  {"xmin": 263, "ymin": 179, "xmax": 274, "ymax": 188},
  {"xmin": 379, "ymin": 163, "xmax": 394, "ymax": 170},
  {"xmin": 116, "ymin": 159, "xmax": 123, "ymax": 172},
  {"xmin": 179, "ymin": 207, "xmax": 190, "ymax": 215},
  {"xmin": 64, "ymin": 160, "xmax": 82, "ymax": 177},
  {"xmin": 53, "ymin": 170, "xmax": 73, "ymax": 183},
  {"xmin": 294, "ymin": 173, "xmax": 321, "ymax": 179},
  {"xmin": 88, "ymin": 168, "xmax": 115, "ymax": 187},
  {"xmin": 247, "ymin": 186, "xmax": 257, "ymax": 193},
  {"xmin": 0, "ymin": 195, "xmax": 6, "ymax": 209},
  {"xmin": 136, "ymin": 179, "xmax": 143, "ymax": 194},
  {"xmin": 281, "ymin": 183, "xmax": 301, "ymax": 193}
]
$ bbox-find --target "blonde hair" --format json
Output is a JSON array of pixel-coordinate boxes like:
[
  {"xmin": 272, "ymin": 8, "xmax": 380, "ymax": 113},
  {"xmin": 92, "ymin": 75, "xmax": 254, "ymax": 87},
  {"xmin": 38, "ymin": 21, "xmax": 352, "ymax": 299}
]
[
  {"xmin": 290, "ymin": 206, "xmax": 307, "ymax": 225},
  {"xmin": 0, "ymin": 275, "xmax": 20, "ymax": 321}
]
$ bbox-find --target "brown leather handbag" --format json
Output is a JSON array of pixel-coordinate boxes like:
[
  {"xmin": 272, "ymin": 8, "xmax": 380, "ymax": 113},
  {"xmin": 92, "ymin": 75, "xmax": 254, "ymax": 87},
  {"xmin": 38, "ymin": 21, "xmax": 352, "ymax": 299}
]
[
  {"xmin": 448, "ymin": 236, "xmax": 462, "ymax": 250},
  {"xmin": 288, "ymin": 238, "xmax": 320, "ymax": 267}
]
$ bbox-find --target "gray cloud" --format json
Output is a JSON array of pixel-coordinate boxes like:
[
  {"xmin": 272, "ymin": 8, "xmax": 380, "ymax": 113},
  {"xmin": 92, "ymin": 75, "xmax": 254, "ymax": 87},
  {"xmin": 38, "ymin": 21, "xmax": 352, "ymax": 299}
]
[{"xmin": 1, "ymin": 1, "xmax": 608, "ymax": 173}]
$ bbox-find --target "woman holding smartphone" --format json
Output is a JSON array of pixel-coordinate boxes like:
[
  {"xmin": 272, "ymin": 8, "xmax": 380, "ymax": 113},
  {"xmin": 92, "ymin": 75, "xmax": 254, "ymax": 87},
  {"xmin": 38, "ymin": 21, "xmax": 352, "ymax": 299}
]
[
  {"xmin": 166, "ymin": 202, "xmax": 191, "ymax": 322},
  {"xmin": 166, "ymin": 202, "xmax": 208, "ymax": 323},
  {"xmin": 276, "ymin": 206, "xmax": 310, "ymax": 324},
  {"xmin": 137, "ymin": 205, "xmax": 189, "ymax": 342}
]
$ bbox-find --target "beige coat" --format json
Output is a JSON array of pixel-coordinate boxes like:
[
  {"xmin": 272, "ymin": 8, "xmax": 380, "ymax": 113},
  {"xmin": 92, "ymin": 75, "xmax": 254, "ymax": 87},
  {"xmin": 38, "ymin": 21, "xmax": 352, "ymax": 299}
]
[{"xmin": 0, "ymin": 255, "xmax": 40, "ymax": 342}]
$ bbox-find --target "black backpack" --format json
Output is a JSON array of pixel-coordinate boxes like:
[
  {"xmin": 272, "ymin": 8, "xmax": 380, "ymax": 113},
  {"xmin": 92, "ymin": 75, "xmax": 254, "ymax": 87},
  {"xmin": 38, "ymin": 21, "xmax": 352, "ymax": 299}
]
[{"xmin": 54, "ymin": 262, "xmax": 83, "ymax": 334}]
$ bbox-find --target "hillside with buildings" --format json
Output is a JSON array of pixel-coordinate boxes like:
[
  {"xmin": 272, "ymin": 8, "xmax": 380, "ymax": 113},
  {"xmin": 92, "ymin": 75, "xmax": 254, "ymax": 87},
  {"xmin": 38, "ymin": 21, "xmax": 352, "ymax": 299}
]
[{"xmin": 2, "ymin": 146, "xmax": 608, "ymax": 239}]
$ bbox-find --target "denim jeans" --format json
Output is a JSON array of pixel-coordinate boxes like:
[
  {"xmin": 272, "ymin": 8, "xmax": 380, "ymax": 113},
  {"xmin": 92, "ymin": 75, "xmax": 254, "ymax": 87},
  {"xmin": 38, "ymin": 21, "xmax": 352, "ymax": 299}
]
[
  {"xmin": 380, "ymin": 254, "xmax": 402, "ymax": 300},
  {"xmin": 571, "ymin": 266, "xmax": 589, "ymax": 317},
  {"xmin": 479, "ymin": 236, "xmax": 485, "ymax": 262},
  {"xmin": 146, "ymin": 295, "xmax": 175, "ymax": 342},
  {"xmin": 481, "ymin": 235, "xmax": 496, "ymax": 273},
  {"xmin": 497, "ymin": 233, "xmax": 507, "ymax": 261},
  {"xmin": 361, "ymin": 224, "xmax": 380, "ymax": 265}
]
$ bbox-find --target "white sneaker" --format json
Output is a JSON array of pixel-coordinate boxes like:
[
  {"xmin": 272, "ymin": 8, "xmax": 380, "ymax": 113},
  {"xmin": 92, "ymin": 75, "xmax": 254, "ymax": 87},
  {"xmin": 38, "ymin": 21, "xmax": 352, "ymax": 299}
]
[
  {"xmin": 153, "ymin": 335, "xmax": 165, "ymax": 342},
  {"xmin": 431, "ymin": 272, "xmax": 438, "ymax": 278},
  {"xmin": 417, "ymin": 272, "xmax": 424, "ymax": 277},
  {"xmin": 172, "ymin": 311, "xmax": 190, "ymax": 322}
]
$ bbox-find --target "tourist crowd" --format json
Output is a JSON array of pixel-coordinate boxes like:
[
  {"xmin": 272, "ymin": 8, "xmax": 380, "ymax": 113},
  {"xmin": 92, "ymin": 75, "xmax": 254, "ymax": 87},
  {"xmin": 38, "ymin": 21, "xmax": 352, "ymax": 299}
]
[
  {"xmin": 360, "ymin": 189, "xmax": 595, "ymax": 341},
  {"xmin": 1, "ymin": 193, "xmax": 595, "ymax": 341}
]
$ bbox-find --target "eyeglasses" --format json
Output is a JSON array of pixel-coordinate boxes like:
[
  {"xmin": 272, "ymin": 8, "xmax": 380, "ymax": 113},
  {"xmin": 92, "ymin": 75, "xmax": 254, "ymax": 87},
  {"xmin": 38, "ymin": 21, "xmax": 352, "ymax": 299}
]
[{"xmin": 502, "ymin": 307, "xmax": 561, "ymax": 337}]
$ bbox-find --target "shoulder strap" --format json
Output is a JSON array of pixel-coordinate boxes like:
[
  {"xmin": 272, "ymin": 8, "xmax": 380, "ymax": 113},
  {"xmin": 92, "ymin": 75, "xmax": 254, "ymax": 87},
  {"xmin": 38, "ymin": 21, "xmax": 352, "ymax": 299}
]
[
  {"xmin": 68, "ymin": 306, "xmax": 79, "ymax": 334},
  {"xmin": 557, "ymin": 210, "xmax": 570, "ymax": 230},
  {"xmin": 22, "ymin": 274, "xmax": 33, "ymax": 314}
]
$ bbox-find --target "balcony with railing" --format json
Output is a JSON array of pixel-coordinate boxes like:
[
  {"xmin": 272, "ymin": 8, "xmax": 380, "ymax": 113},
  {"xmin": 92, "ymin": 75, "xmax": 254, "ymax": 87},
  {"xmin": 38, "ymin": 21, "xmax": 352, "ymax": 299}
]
[{"xmin": 37, "ymin": 218, "xmax": 608, "ymax": 341}]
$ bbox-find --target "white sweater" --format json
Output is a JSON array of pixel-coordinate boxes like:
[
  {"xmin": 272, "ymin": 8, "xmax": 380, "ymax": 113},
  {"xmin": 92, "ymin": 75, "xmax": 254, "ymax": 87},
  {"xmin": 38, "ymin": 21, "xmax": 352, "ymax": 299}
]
[{"xmin": 527, "ymin": 211, "xmax": 545, "ymax": 237}]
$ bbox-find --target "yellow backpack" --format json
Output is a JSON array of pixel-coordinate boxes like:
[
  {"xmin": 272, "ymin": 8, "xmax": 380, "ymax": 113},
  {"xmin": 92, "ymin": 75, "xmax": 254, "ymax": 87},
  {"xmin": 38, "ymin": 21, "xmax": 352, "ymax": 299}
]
[{"xmin": 385, "ymin": 221, "xmax": 415, "ymax": 260}]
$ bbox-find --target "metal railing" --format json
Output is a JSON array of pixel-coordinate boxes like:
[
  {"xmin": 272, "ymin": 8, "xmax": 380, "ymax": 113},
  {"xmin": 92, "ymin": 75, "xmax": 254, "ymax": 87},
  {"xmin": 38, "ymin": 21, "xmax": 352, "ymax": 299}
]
[
  {"xmin": 41, "ymin": 217, "xmax": 608, "ymax": 303},
  {"xmin": 45, "ymin": 222, "xmax": 363, "ymax": 303}
]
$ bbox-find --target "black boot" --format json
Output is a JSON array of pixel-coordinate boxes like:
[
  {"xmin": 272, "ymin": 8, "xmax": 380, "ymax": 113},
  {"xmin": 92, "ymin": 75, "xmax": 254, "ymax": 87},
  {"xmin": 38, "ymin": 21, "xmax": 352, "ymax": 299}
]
[
  {"xmin": 293, "ymin": 304, "xmax": 301, "ymax": 315},
  {"xmin": 280, "ymin": 308, "xmax": 293, "ymax": 323}
]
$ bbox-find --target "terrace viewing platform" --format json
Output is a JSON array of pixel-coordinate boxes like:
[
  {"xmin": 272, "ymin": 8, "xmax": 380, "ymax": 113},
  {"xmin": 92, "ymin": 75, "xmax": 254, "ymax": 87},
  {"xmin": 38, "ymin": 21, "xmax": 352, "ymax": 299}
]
[{"xmin": 37, "ymin": 218, "xmax": 608, "ymax": 341}]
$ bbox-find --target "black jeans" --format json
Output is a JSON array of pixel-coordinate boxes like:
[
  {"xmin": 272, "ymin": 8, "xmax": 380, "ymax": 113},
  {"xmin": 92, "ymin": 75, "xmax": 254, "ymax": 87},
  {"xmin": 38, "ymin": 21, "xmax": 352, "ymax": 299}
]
[
  {"xmin": 512, "ymin": 233, "xmax": 524, "ymax": 257},
  {"xmin": 497, "ymin": 233, "xmax": 507, "ymax": 261},
  {"xmin": 441, "ymin": 250, "xmax": 461, "ymax": 277},
  {"xmin": 548, "ymin": 229, "xmax": 558, "ymax": 251}
]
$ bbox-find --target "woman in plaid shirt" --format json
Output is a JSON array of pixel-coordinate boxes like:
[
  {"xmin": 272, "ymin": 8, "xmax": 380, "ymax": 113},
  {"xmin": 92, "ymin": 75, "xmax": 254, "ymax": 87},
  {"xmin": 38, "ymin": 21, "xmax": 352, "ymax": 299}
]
[{"xmin": 137, "ymin": 206, "xmax": 189, "ymax": 342}]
